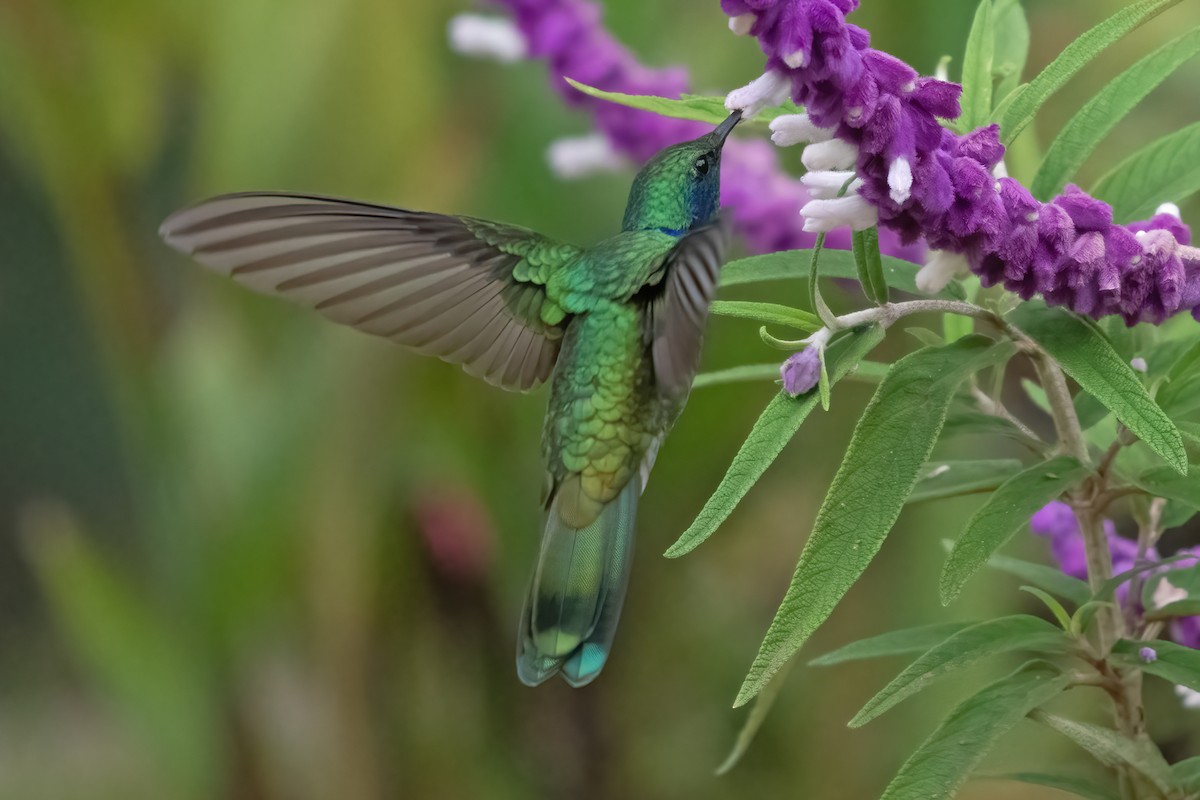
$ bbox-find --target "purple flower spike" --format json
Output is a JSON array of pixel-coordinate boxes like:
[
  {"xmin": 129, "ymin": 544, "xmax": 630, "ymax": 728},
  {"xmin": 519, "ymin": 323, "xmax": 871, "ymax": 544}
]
[
  {"xmin": 725, "ymin": 0, "xmax": 1198, "ymax": 324},
  {"xmin": 781, "ymin": 346, "xmax": 821, "ymax": 396}
]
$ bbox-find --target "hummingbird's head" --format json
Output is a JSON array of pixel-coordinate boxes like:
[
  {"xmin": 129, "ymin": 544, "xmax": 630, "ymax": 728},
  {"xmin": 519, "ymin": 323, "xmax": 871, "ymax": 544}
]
[{"xmin": 621, "ymin": 111, "xmax": 741, "ymax": 234}]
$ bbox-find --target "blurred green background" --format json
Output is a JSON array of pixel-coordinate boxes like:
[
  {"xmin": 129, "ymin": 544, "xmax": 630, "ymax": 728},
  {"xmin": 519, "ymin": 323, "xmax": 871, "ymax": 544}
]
[{"xmin": 2, "ymin": 1, "xmax": 1199, "ymax": 798}]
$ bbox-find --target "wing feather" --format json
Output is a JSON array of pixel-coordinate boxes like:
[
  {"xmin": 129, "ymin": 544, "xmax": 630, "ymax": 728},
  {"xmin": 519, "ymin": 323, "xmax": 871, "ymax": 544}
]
[
  {"xmin": 161, "ymin": 192, "xmax": 581, "ymax": 391},
  {"xmin": 649, "ymin": 217, "xmax": 730, "ymax": 397}
]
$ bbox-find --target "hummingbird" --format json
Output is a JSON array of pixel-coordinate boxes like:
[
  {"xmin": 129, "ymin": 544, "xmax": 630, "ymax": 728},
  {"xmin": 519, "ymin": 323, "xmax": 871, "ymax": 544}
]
[{"xmin": 160, "ymin": 110, "xmax": 741, "ymax": 687}]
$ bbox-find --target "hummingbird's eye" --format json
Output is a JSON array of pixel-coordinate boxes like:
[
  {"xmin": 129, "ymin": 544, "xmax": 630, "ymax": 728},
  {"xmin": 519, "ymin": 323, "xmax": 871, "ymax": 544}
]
[{"xmin": 693, "ymin": 154, "xmax": 711, "ymax": 177}]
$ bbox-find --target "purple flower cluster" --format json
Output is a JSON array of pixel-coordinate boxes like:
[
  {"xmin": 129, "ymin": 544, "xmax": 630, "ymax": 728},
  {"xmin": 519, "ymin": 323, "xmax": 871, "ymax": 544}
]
[
  {"xmin": 490, "ymin": 0, "xmax": 926, "ymax": 260},
  {"xmin": 1030, "ymin": 501, "xmax": 1200, "ymax": 648},
  {"xmin": 722, "ymin": 0, "xmax": 1199, "ymax": 324}
]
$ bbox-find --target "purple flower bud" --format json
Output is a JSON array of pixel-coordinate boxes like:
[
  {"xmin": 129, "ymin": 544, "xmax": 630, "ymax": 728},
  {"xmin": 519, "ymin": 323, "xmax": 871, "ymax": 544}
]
[
  {"xmin": 781, "ymin": 347, "xmax": 821, "ymax": 396},
  {"xmin": 1140, "ymin": 647, "xmax": 1158, "ymax": 663}
]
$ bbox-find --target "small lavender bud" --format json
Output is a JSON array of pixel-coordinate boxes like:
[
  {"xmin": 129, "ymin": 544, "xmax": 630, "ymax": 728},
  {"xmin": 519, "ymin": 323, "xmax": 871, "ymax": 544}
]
[
  {"xmin": 1140, "ymin": 647, "xmax": 1158, "ymax": 663},
  {"xmin": 781, "ymin": 348, "xmax": 821, "ymax": 396}
]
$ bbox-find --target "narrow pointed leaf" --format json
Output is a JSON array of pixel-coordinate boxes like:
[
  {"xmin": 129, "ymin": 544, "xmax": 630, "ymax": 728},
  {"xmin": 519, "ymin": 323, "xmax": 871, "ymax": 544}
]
[
  {"xmin": 708, "ymin": 300, "xmax": 821, "ymax": 331},
  {"xmin": 997, "ymin": 0, "xmax": 1185, "ymax": 143},
  {"xmin": 564, "ymin": 79, "xmax": 799, "ymax": 126},
  {"xmin": 952, "ymin": 545, "xmax": 1092, "ymax": 606},
  {"xmin": 718, "ymin": 249, "xmax": 933, "ymax": 296},
  {"xmin": 735, "ymin": 337, "xmax": 1014, "ymax": 705},
  {"xmin": 958, "ymin": 0, "xmax": 995, "ymax": 132},
  {"xmin": 809, "ymin": 622, "xmax": 976, "ymax": 667},
  {"xmin": 850, "ymin": 615, "xmax": 1071, "ymax": 727},
  {"xmin": 1030, "ymin": 710, "xmax": 1175, "ymax": 794},
  {"xmin": 908, "ymin": 459, "xmax": 1025, "ymax": 504},
  {"xmin": 851, "ymin": 227, "xmax": 889, "ymax": 304},
  {"xmin": 667, "ymin": 325, "xmax": 885, "ymax": 558},
  {"xmin": 1009, "ymin": 305, "xmax": 1187, "ymax": 473},
  {"xmin": 984, "ymin": 772, "xmax": 1118, "ymax": 800},
  {"xmin": 1131, "ymin": 465, "xmax": 1200, "ymax": 507},
  {"xmin": 940, "ymin": 456, "xmax": 1091, "ymax": 603},
  {"xmin": 991, "ymin": 0, "xmax": 1030, "ymax": 103},
  {"xmin": 1033, "ymin": 28, "xmax": 1200, "ymax": 199},
  {"xmin": 714, "ymin": 660, "xmax": 793, "ymax": 776},
  {"xmin": 1112, "ymin": 639, "xmax": 1200, "ymax": 692},
  {"xmin": 1093, "ymin": 120, "xmax": 1200, "ymax": 221},
  {"xmin": 880, "ymin": 662, "xmax": 1071, "ymax": 800}
]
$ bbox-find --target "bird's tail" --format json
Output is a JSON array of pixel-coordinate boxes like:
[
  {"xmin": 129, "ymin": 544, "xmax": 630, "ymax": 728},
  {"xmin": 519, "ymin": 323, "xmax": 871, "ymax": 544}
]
[{"xmin": 516, "ymin": 478, "xmax": 638, "ymax": 687}]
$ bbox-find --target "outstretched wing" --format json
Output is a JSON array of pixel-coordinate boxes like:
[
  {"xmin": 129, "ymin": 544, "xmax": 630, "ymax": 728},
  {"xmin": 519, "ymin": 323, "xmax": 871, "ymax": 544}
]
[
  {"xmin": 648, "ymin": 217, "xmax": 730, "ymax": 397},
  {"xmin": 160, "ymin": 192, "xmax": 582, "ymax": 392}
]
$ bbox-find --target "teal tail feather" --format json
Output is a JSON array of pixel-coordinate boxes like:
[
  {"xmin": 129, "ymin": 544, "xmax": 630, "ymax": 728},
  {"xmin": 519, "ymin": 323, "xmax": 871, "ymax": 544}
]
[{"xmin": 516, "ymin": 479, "xmax": 638, "ymax": 687}]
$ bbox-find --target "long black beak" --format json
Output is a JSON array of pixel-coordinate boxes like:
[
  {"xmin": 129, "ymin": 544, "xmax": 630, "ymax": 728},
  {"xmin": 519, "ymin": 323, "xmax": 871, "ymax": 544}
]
[{"xmin": 713, "ymin": 110, "xmax": 742, "ymax": 146}]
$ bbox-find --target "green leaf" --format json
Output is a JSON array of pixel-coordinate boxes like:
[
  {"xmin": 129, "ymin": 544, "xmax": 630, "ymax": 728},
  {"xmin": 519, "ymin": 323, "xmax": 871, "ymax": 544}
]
[
  {"xmin": 908, "ymin": 458, "xmax": 1025, "ymax": 504},
  {"xmin": 880, "ymin": 662, "xmax": 1071, "ymax": 800},
  {"xmin": 850, "ymin": 616, "xmax": 1072, "ymax": 727},
  {"xmin": 941, "ymin": 408, "xmax": 1042, "ymax": 447},
  {"xmin": 809, "ymin": 622, "xmax": 976, "ymax": 667},
  {"xmin": 1131, "ymin": 464, "xmax": 1200, "ymax": 507},
  {"xmin": 1020, "ymin": 585, "xmax": 1074, "ymax": 631},
  {"xmin": 735, "ymin": 336, "xmax": 1014, "ymax": 705},
  {"xmin": 1158, "ymin": 339, "xmax": 1200, "ymax": 411},
  {"xmin": 714, "ymin": 660, "xmax": 792, "ymax": 776},
  {"xmin": 851, "ymin": 227, "xmax": 890, "ymax": 305},
  {"xmin": 1146, "ymin": 598, "xmax": 1200, "ymax": 621},
  {"xmin": 1170, "ymin": 757, "xmax": 1200, "ymax": 794},
  {"xmin": 966, "ymin": 548, "xmax": 1093, "ymax": 607},
  {"xmin": 563, "ymin": 79, "xmax": 799, "ymax": 127},
  {"xmin": 708, "ymin": 300, "xmax": 821, "ymax": 331},
  {"xmin": 940, "ymin": 456, "xmax": 1091, "ymax": 603},
  {"xmin": 997, "ymin": 0, "xmax": 1185, "ymax": 144},
  {"xmin": 1112, "ymin": 639, "xmax": 1200, "ymax": 692},
  {"xmin": 666, "ymin": 325, "xmax": 885, "ymax": 558},
  {"xmin": 983, "ymin": 772, "xmax": 1118, "ymax": 800},
  {"xmin": 1009, "ymin": 304, "xmax": 1187, "ymax": 473},
  {"xmin": 1030, "ymin": 710, "xmax": 1175, "ymax": 794},
  {"xmin": 719, "ymin": 248, "xmax": 932, "ymax": 296},
  {"xmin": 693, "ymin": 363, "xmax": 780, "ymax": 389},
  {"xmin": 1093, "ymin": 120, "xmax": 1200, "ymax": 222},
  {"xmin": 991, "ymin": 0, "xmax": 1030, "ymax": 104},
  {"xmin": 1032, "ymin": 28, "xmax": 1200, "ymax": 200},
  {"xmin": 959, "ymin": 0, "xmax": 996, "ymax": 132}
]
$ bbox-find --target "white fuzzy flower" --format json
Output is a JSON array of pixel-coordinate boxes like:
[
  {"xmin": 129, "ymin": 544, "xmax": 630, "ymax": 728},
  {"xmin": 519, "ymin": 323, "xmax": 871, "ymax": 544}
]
[
  {"xmin": 725, "ymin": 70, "xmax": 791, "ymax": 118},
  {"xmin": 801, "ymin": 194, "xmax": 878, "ymax": 233},
  {"xmin": 1157, "ymin": 202, "xmax": 1182, "ymax": 220},
  {"xmin": 800, "ymin": 170, "xmax": 861, "ymax": 200},
  {"xmin": 447, "ymin": 14, "xmax": 526, "ymax": 63},
  {"xmin": 1177, "ymin": 685, "xmax": 1200, "ymax": 710},
  {"xmin": 916, "ymin": 249, "xmax": 970, "ymax": 294},
  {"xmin": 783, "ymin": 48, "xmax": 808, "ymax": 69},
  {"xmin": 769, "ymin": 113, "xmax": 833, "ymax": 147},
  {"xmin": 888, "ymin": 157, "xmax": 913, "ymax": 204},
  {"xmin": 546, "ymin": 134, "xmax": 625, "ymax": 179},
  {"xmin": 801, "ymin": 139, "xmax": 859, "ymax": 171},
  {"xmin": 1131, "ymin": 357, "xmax": 1148, "ymax": 373},
  {"xmin": 1153, "ymin": 576, "xmax": 1188, "ymax": 609},
  {"xmin": 728, "ymin": 13, "xmax": 755, "ymax": 35}
]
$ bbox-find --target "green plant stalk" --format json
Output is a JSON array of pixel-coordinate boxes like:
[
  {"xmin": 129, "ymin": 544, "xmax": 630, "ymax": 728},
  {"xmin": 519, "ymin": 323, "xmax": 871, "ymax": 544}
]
[{"xmin": 1032, "ymin": 346, "xmax": 1164, "ymax": 800}]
